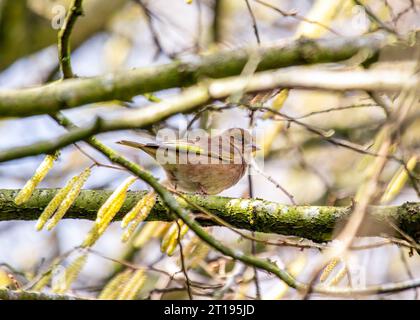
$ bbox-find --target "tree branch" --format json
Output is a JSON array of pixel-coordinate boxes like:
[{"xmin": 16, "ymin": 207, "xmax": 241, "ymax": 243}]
[
  {"xmin": 0, "ymin": 33, "xmax": 388, "ymax": 117},
  {"xmin": 58, "ymin": 0, "xmax": 83, "ymax": 78},
  {"xmin": 0, "ymin": 66, "xmax": 416, "ymax": 163},
  {"xmin": 0, "ymin": 288, "xmax": 84, "ymax": 300},
  {"xmin": 32, "ymin": 114, "xmax": 420, "ymax": 296},
  {"xmin": 1, "ymin": 189, "xmax": 418, "ymax": 243}
]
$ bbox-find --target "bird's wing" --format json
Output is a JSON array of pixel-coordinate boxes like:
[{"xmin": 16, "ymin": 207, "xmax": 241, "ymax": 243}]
[
  {"xmin": 163, "ymin": 140, "xmax": 232, "ymax": 162},
  {"xmin": 118, "ymin": 139, "xmax": 234, "ymax": 162}
]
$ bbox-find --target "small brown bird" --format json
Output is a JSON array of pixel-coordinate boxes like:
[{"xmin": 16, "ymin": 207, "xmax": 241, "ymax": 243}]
[{"xmin": 117, "ymin": 128, "xmax": 258, "ymax": 194}]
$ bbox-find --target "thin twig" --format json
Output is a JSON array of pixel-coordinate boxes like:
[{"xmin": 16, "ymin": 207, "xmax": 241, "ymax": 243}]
[
  {"xmin": 245, "ymin": 0, "xmax": 261, "ymax": 44},
  {"xmin": 58, "ymin": 0, "xmax": 83, "ymax": 78},
  {"xmin": 133, "ymin": 0, "xmax": 166, "ymax": 59},
  {"xmin": 353, "ymin": 0, "xmax": 399, "ymax": 36},
  {"xmin": 175, "ymin": 219, "xmax": 193, "ymax": 300},
  {"xmin": 254, "ymin": 0, "xmax": 340, "ymax": 36},
  {"xmin": 399, "ymin": 247, "xmax": 419, "ymax": 300}
]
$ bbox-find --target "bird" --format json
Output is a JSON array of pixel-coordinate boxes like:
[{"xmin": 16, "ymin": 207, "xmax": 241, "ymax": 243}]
[{"xmin": 117, "ymin": 128, "xmax": 258, "ymax": 195}]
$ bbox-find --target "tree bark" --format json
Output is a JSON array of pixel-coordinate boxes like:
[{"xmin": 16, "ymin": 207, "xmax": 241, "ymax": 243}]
[{"xmin": 0, "ymin": 189, "xmax": 418, "ymax": 242}]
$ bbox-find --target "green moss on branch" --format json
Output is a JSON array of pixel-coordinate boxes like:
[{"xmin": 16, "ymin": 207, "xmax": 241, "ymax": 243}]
[{"xmin": 0, "ymin": 189, "xmax": 418, "ymax": 242}]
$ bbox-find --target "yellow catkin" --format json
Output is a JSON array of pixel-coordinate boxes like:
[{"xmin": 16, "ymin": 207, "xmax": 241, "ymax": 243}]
[
  {"xmin": 35, "ymin": 175, "xmax": 79, "ymax": 231},
  {"xmin": 31, "ymin": 273, "xmax": 53, "ymax": 291},
  {"xmin": 154, "ymin": 222, "xmax": 171, "ymax": 237},
  {"xmin": 46, "ymin": 168, "xmax": 91, "ymax": 231},
  {"xmin": 327, "ymin": 266, "xmax": 348, "ymax": 286},
  {"xmin": 14, "ymin": 153, "xmax": 58, "ymax": 205},
  {"xmin": 320, "ymin": 257, "xmax": 340, "ymax": 282},
  {"xmin": 82, "ymin": 223, "xmax": 102, "ymax": 248},
  {"xmin": 295, "ymin": 0, "xmax": 343, "ymax": 38},
  {"xmin": 98, "ymin": 270, "xmax": 132, "ymax": 300},
  {"xmin": 116, "ymin": 269, "xmax": 146, "ymax": 300},
  {"xmin": 96, "ymin": 176, "xmax": 137, "ymax": 223},
  {"xmin": 121, "ymin": 191, "xmax": 156, "ymax": 228},
  {"xmin": 133, "ymin": 222, "xmax": 169, "ymax": 248},
  {"xmin": 82, "ymin": 196, "xmax": 127, "ymax": 247},
  {"xmin": 0, "ymin": 269, "xmax": 12, "ymax": 289},
  {"xmin": 121, "ymin": 192, "xmax": 156, "ymax": 242},
  {"xmin": 52, "ymin": 254, "xmax": 88, "ymax": 294},
  {"xmin": 262, "ymin": 89, "xmax": 289, "ymax": 120},
  {"xmin": 380, "ymin": 155, "xmax": 417, "ymax": 204},
  {"xmin": 31, "ymin": 257, "xmax": 61, "ymax": 291},
  {"xmin": 82, "ymin": 177, "xmax": 136, "ymax": 247},
  {"xmin": 97, "ymin": 195, "xmax": 126, "ymax": 234},
  {"xmin": 165, "ymin": 223, "xmax": 189, "ymax": 256},
  {"xmin": 133, "ymin": 223, "xmax": 157, "ymax": 248},
  {"xmin": 357, "ymin": 128, "xmax": 387, "ymax": 173},
  {"xmin": 161, "ymin": 221, "xmax": 182, "ymax": 253},
  {"xmin": 61, "ymin": 254, "xmax": 88, "ymax": 293}
]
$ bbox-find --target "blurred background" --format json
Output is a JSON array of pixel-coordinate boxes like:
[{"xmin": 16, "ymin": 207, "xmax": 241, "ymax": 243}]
[{"xmin": 0, "ymin": 0, "xmax": 419, "ymax": 299}]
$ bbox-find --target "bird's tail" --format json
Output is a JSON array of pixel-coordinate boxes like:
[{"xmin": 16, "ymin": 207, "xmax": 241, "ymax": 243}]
[
  {"xmin": 116, "ymin": 140, "xmax": 148, "ymax": 149},
  {"xmin": 116, "ymin": 140, "xmax": 160, "ymax": 157}
]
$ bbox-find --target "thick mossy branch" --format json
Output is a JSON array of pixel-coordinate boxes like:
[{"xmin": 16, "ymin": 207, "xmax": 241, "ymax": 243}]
[
  {"xmin": 0, "ymin": 189, "xmax": 418, "ymax": 242},
  {"xmin": 0, "ymin": 288, "xmax": 82, "ymax": 300},
  {"xmin": 0, "ymin": 33, "xmax": 387, "ymax": 117}
]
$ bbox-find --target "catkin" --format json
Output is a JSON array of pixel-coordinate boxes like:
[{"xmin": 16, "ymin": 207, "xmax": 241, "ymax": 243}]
[
  {"xmin": 116, "ymin": 269, "xmax": 146, "ymax": 300},
  {"xmin": 60, "ymin": 254, "xmax": 88, "ymax": 293},
  {"xmin": 320, "ymin": 257, "xmax": 340, "ymax": 282},
  {"xmin": 35, "ymin": 175, "xmax": 78, "ymax": 231},
  {"xmin": 46, "ymin": 168, "xmax": 91, "ymax": 231},
  {"xmin": 32, "ymin": 257, "xmax": 61, "ymax": 291},
  {"xmin": 82, "ymin": 176, "xmax": 137, "ymax": 247},
  {"xmin": 121, "ymin": 191, "xmax": 156, "ymax": 228},
  {"xmin": 53, "ymin": 254, "xmax": 88, "ymax": 293},
  {"xmin": 82, "ymin": 223, "xmax": 101, "ymax": 248},
  {"xmin": 96, "ymin": 176, "xmax": 137, "ymax": 223},
  {"xmin": 327, "ymin": 266, "xmax": 347, "ymax": 286},
  {"xmin": 32, "ymin": 272, "xmax": 53, "ymax": 291},
  {"xmin": 161, "ymin": 220, "xmax": 182, "ymax": 254},
  {"xmin": 97, "ymin": 195, "xmax": 126, "ymax": 234},
  {"xmin": 121, "ymin": 192, "xmax": 156, "ymax": 242},
  {"xmin": 98, "ymin": 270, "xmax": 132, "ymax": 300},
  {"xmin": 380, "ymin": 155, "xmax": 417, "ymax": 204},
  {"xmin": 162, "ymin": 221, "xmax": 189, "ymax": 256},
  {"xmin": 14, "ymin": 153, "xmax": 58, "ymax": 205},
  {"xmin": 263, "ymin": 89, "xmax": 289, "ymax": 120},
  {"xmin": 133, "ymin": 222, "xmax": 169, "ymax": 248}
]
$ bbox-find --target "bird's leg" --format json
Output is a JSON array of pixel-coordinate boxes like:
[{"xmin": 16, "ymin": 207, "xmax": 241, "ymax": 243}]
[
  {"xmin": 161, "ymin": 179, "xmax": 177, "ymax": 191},
  {"xmin": 197, "ymin": 184, "xmax": 208, "ymax": 195}
]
